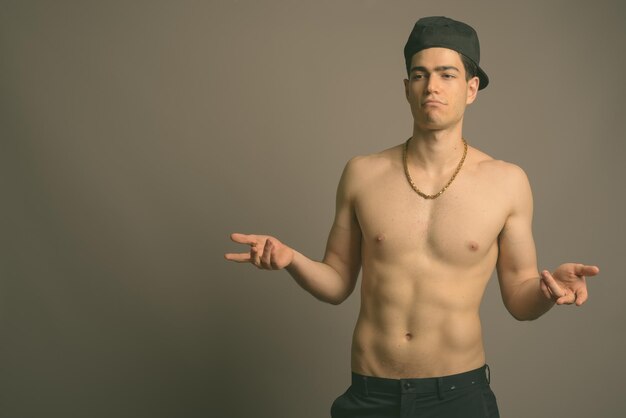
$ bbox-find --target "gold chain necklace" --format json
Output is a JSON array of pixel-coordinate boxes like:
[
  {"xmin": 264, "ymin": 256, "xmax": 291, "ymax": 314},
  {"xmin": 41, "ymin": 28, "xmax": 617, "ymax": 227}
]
[{"xmin": 403, "ymin": 137, "xmax": 468, "ymax": 199}]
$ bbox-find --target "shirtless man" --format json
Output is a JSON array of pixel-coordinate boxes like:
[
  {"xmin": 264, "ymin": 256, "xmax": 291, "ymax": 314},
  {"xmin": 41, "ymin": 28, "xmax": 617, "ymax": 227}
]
[{"xmin": 224, "ymin": 17, "xmax": 599, "ymax": 417}]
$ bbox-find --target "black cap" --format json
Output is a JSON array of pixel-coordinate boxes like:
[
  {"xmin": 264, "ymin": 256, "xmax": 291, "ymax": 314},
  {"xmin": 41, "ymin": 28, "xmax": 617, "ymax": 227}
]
[{"xmin": 404, "ymin": 16, "xmax": 489, "ymax": 90}]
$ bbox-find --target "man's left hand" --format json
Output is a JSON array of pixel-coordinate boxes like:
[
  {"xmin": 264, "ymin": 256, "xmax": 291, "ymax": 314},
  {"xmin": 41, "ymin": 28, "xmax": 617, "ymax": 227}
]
[{"xmin": 540, "ymin": 263, "xmax": 600, "ymax": 306}]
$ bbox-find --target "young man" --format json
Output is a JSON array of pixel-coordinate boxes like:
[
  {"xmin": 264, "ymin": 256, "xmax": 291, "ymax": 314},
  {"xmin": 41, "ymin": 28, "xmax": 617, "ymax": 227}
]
[{"xmin": 225, "ymin": 16, "xmax": 599, "ymax": 417}]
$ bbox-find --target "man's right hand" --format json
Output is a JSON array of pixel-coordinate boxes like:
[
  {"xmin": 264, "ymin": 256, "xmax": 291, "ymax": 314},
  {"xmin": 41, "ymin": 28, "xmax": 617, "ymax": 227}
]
[{"xmin": 224, "ymin": 233, "xmax": 294, "ymax": 270}]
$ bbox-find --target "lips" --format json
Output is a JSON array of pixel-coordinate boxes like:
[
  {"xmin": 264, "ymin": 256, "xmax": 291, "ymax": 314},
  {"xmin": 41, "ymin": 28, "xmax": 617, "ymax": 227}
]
[{"xmin": 423, "ymin": 99, "xmax": 444, "ymax": 106}]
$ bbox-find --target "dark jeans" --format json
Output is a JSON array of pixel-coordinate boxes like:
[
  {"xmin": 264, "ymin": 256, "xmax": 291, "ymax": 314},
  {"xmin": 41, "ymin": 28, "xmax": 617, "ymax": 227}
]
[{"xmin": 330, "ymin": 365, "xmax": 499, "ymax": 418}]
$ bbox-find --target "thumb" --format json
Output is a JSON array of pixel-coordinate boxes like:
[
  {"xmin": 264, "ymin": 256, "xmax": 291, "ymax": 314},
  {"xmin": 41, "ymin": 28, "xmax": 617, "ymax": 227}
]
[{"xmin": 574, "ymin": 264, "xmax": 600, "ymax": 277}]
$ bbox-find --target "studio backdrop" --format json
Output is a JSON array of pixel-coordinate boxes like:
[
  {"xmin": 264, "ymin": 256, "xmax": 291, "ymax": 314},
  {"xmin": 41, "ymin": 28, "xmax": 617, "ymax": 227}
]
[{"xmin": 1, "ymin": 1, "xmax": 624, "ymax": 417}]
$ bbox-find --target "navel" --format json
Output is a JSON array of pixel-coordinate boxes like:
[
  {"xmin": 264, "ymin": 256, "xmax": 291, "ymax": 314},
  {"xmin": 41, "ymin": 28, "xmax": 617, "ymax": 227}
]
[{"xmin": 405, "ymin": 332, "xmax": 413, "ymax": 341}]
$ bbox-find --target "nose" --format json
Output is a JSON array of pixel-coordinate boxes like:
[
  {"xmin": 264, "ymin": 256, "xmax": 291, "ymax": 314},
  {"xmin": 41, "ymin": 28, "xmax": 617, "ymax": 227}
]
[{"xmin": 424, "ymin": 74, "xmax": 440, "ymax": 94}]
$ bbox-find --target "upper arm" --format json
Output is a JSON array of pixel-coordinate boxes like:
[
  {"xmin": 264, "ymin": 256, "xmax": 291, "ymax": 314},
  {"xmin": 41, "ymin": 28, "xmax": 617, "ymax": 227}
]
[
  {"xmin": 322, "ymin": 158, "xmax": 363, "ymax": 296},
  {"xmin": 496, "ymin": 164, "xmax": 540, "ymax": 305}
]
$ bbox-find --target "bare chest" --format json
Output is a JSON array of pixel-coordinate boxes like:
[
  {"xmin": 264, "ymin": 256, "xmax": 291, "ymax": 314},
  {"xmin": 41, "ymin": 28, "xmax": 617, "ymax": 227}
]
[{"xmin": 355, "ymin": 174, "xmax": 508, "ymax": 267}]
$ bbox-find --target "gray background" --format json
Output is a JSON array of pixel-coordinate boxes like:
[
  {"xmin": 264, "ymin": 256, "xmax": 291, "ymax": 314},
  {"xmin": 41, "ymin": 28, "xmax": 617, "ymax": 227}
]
[{"xmin": 1, "ymin": 0, "xmax": 625, "ymax": 417}]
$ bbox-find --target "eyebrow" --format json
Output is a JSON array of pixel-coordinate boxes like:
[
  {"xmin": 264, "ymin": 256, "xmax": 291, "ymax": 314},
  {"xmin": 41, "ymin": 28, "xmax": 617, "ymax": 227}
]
[{"xmin": 410, "ymin": 65, "xmax": 460, "ymax": 73}]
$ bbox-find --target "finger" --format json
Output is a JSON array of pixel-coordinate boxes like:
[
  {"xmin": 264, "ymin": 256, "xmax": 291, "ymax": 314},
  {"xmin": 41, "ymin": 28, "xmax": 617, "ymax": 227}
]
[
  {"xmin": 224, "ymin": 252, "xmax": 252, "ymax": 263},
  {"xmin": 230, "ymin": 233, "xmax": 258, "ymax": 246},
  {"xmin": 250, "ymin": 245, "xmax": 262, "ymax": 267},
  {"xmin": 540, "ymin": 279, "xmax": 552, "ymax": 300},
  {"xmin": 260, "ymin": 239, "xmax": 273, "ymax": 269},
  {"xmin": 267, "ymin": 239, "xmax": 282, "ymax": 269},
  {"xmin": 556, "ymin": 290, "xmax": 576, "ymax": 305},
  {"xmin": 541, "ymin": 270, "xmax": 565, "ymax": 298},
  {"xmin": 574, "ymin": 264, "xmax": 600, "ymax": 277},
  {"xmin": 574, "ymin": 286, "xmax": 588, "ymax": 306}
]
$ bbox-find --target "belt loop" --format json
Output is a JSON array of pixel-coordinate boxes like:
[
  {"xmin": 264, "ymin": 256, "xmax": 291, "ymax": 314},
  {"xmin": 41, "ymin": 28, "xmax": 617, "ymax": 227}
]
[
  {"xmin": 436, "ymin": 377, "xmax": 444, "ymax": 400},
  {"xmin": 363, "ymin": 376, "xmax": 369, "ymax": 397},
  {"xmin": 485, "ymin": 364, "xmax": 491, "ymax": 384}
]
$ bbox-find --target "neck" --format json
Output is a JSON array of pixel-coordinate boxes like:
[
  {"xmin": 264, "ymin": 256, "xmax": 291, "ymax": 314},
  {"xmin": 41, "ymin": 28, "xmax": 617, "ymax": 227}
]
[{"xmin": 408, "ymin": 124, "xmax": 465, "ymax": 173}]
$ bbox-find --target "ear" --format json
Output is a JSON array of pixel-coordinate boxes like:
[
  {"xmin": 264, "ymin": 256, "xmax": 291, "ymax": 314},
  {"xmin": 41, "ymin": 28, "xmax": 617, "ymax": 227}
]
[
  {"xmin": 403, "ymin": 78, "xmax": 410, "ymax": 101},
  {"xmin": 466, "ymin": 76, "xmax": 479, "ymax": 104}
]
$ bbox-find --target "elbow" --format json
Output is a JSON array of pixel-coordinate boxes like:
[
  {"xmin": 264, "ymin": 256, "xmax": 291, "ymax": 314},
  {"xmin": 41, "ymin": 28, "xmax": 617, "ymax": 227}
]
[
  {"xmin": 504, "ymin": 301, "xmax": 541, "ymax": 321},
  {"xmin": 503, "ymin": 294, "xmax": 554, "ymax": 321},
  {"xmin": 509, "ymin": 311, "xmax": 539, "ymax": 321},
  {"xmin": 323, "ymin": 286, "xmax": 355, "ymax": 305},
  {"xmin": 307, "ymin": 292, "xmax": 348, "ymax": 306},
  {"xmin": 506, "ymin": 304, "xmax": 543, "ymax": 321},
  {"xmin": 325, "ymin": 293, "xmax": 350, "ymax": 305},
  {"xmin": 324, "ymin": 275, "xmax": 357, "ymax": 305}
]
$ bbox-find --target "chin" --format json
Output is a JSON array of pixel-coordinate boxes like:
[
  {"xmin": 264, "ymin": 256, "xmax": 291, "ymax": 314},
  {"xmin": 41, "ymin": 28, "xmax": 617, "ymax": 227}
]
[{"xmin": 416, "ymin": 120, "xmax": 446, "ymax": 130}]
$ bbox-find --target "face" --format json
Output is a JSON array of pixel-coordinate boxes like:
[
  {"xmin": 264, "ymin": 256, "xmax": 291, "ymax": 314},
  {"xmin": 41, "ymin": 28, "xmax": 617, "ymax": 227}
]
[{"xmin": 403, "ymin": 47, "xmax": 479, "ymax": 132}]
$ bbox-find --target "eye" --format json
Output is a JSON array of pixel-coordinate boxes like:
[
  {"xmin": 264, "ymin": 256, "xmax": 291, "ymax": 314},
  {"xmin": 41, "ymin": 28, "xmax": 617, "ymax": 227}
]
[
  {"xmin": 411, "ymin": 73, "xmax": 426, "ymax": 80},
  {"xmin": 442, "ymin": 73, "xmax": 456, "ymax": 79}
]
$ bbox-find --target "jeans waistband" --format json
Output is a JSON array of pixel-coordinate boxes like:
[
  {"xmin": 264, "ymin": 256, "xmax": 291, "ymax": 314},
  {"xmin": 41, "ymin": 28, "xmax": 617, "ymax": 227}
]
[{"xmin": 351, "ymin": 364, "xmax": 490, "ymax": 395}]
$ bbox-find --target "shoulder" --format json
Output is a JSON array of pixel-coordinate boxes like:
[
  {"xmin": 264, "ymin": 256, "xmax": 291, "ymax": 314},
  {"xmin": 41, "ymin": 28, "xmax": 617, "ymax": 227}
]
[
  {"xmin": 338, "ymin": 143, "xmax": 403, "ymax": 198},
  {"xmin": 342, "ymin": 144, "xmax": 403, "ymax": 181},
  {"xmin": 466, "ymin": 147, "xmax": 533, "ymax": 216},
  {"xmin": 346, "ymin": 144, "xmax": 402, "ymax": 169},
  {"xmin": 469, "ymin": 148, "xmax": 533, "ymax": 217},
  {"xmin": 469, "ymin": 147, "xmax": 531, "ymax": 190}
]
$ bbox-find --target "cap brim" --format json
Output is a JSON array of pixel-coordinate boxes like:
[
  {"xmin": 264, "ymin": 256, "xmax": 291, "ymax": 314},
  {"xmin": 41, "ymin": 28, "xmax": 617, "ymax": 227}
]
[{"xmin": 477, "ymin": 66, "xmax": 489, "ymax": 90}]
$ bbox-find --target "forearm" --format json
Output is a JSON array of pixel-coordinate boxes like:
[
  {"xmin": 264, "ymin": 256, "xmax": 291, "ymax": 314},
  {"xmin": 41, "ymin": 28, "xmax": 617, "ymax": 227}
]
[
  {"xmin": 504, "ymin": 276, "xmax": 555, "ymax": 321},
  {"xmin": 286, "ymin": 250, "xmax": 355, "ymax": 305}
]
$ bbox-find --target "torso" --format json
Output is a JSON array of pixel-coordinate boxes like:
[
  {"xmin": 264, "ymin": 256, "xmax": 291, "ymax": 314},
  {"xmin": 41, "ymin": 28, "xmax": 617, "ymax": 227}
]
[{"xmin": 350, "ymin": 143, "xmax": 514, "ymax": 378}]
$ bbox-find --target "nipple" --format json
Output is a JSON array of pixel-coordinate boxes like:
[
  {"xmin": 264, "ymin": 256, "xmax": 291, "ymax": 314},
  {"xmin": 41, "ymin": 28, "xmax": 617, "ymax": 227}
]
[
  {"xmin": 376, "ymin": 233, "xmax": 385, "ymax": 243},
  {"xmin": 468, "ymin": 241, "xmax": 479, "ymax": 251}
]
